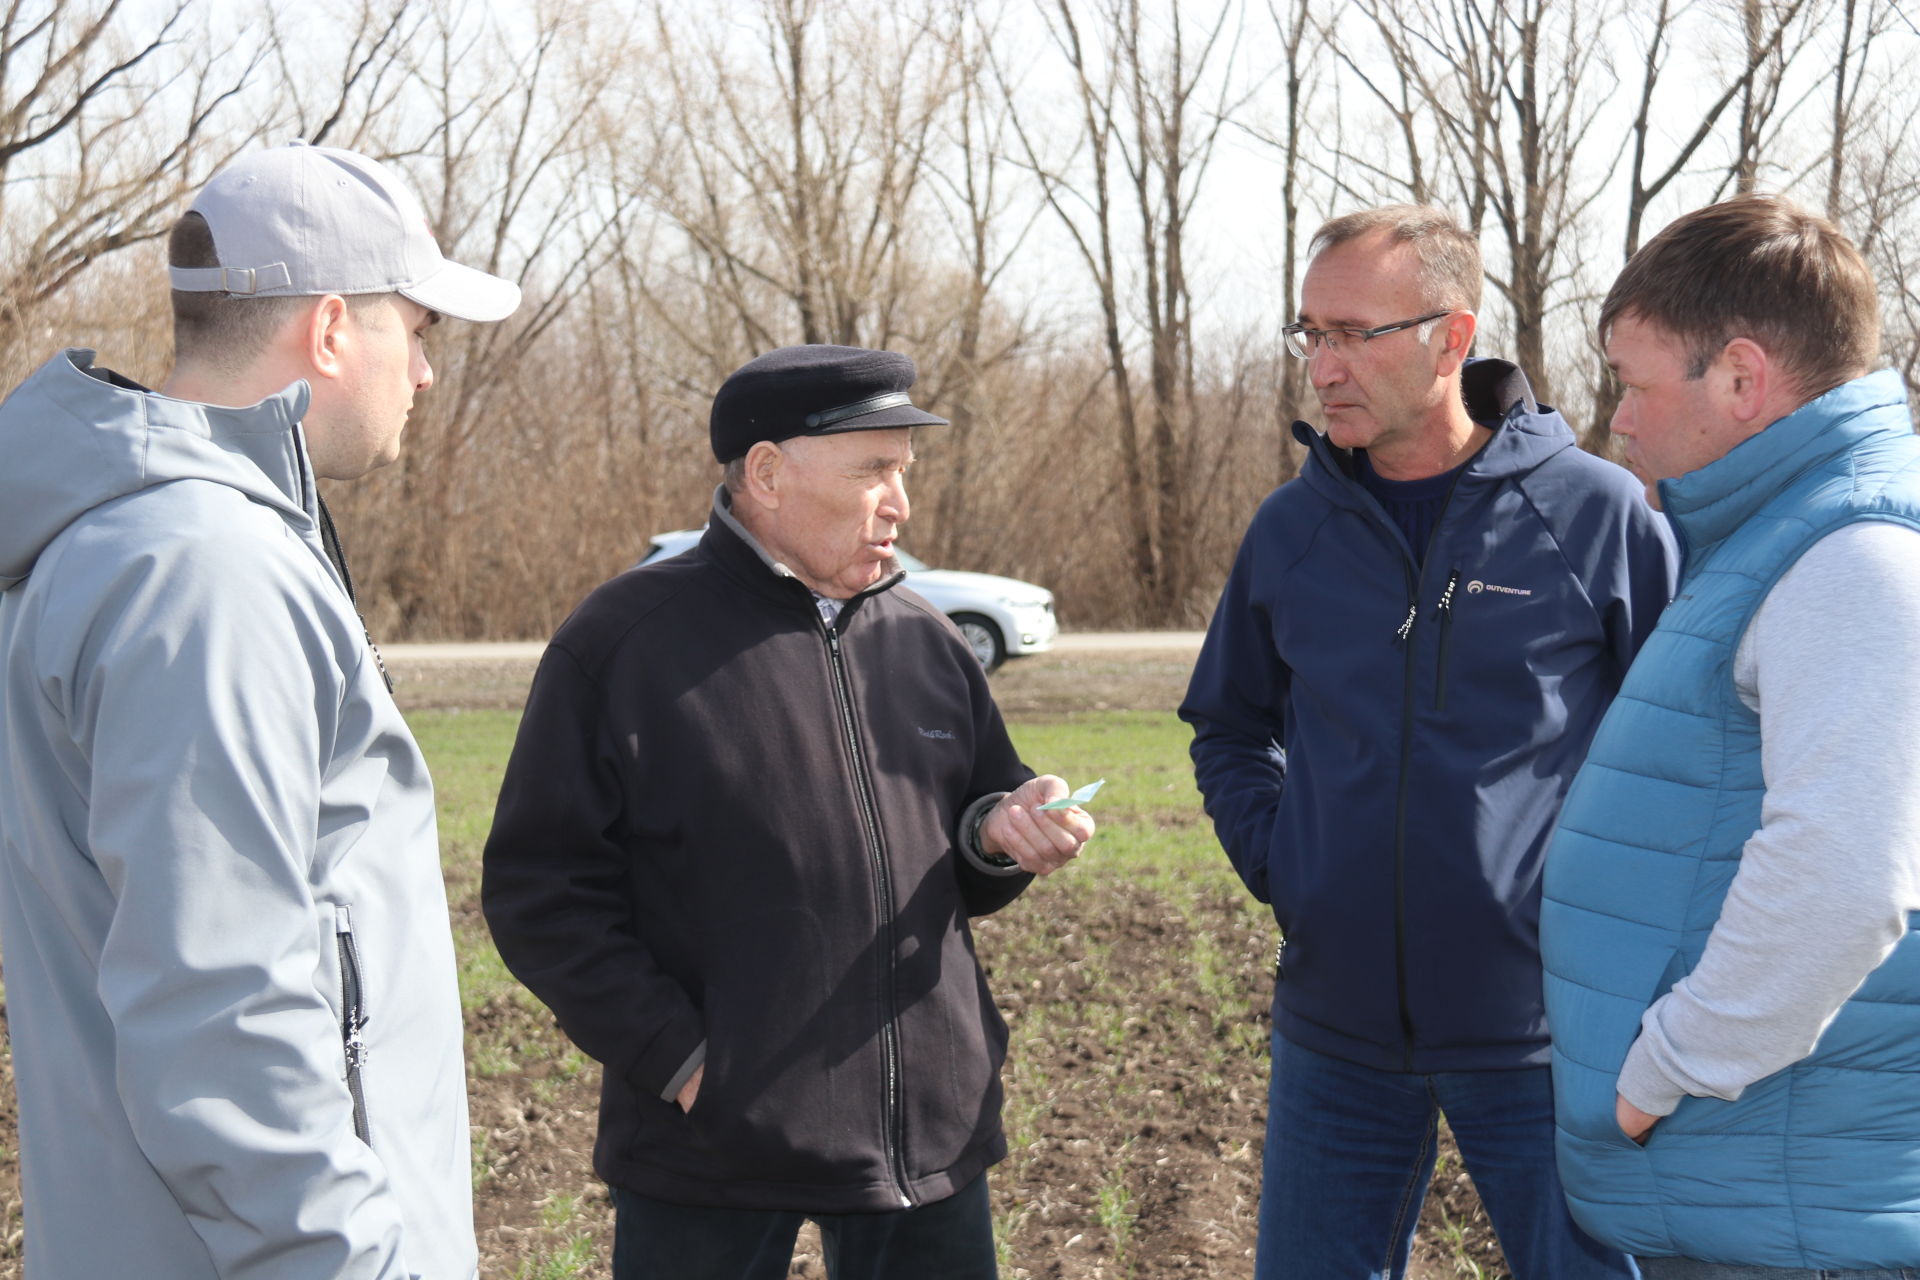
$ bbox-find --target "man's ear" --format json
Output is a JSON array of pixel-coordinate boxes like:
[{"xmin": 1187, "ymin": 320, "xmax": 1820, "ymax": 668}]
[
  {"xmin": 303, "ymin": 295, "xmax": 352, "ymax": 382},
  {"xmin": 1436, "ymin": 310, "xmax": 1477, "ymax": 377},
  {"xmin": 742, "ymin": 440, "xmax": 786, "ymax": 510},
  {"xmin": 1714, "ymin": 337, "xmax": 1774, "ymax": 425}
]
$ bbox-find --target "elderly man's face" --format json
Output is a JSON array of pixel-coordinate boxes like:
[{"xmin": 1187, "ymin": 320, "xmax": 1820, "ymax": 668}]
[
  {"xmin": 1298, "ymin": 234, "xmax": 1453, "ymax": 459},
  {"xmin": 765, "ymin": 428, "xmax": 914, "ymax": 599}
]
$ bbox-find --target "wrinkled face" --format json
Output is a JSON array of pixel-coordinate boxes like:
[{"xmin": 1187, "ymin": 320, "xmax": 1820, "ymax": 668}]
[
  {"xmin": 1606, "ymin": 313, "xmax": 1727, "ymax": 510},
  {"xmin": 1297, "ymin": 235, "xmax": 1453, "ymax": 456},
  {"xmin": 764, "ymin": 428, "xmax": 913, "ymax": 599},
  {"xmin": 317, "ymin": 296, "xmax": 436, "ymax": 480}
]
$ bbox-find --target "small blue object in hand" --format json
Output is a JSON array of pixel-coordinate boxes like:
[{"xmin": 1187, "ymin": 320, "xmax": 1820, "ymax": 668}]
[{"xmin": 1037, "ymin": 779, "xmax": 1105, "ymax": 811}]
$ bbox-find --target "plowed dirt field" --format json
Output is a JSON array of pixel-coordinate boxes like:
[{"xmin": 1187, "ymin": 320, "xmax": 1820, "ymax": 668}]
[{"xmin": 0, "ymin": 646, "xmax": 1510, "ymax": 1278}]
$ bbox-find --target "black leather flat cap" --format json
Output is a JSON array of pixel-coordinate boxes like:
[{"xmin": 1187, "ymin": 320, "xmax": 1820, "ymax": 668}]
[{"xmin": 711, "ymin": 344, "xmax": 949, "ymax": 462}]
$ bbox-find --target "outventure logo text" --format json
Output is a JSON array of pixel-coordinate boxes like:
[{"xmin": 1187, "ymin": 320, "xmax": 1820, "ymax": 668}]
[{"xmin": 1466, "ymin": 580, "xmax": 1533, "ymax": 597}]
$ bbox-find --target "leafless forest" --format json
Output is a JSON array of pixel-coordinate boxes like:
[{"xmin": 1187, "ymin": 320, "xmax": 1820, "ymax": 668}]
[{"xmin": 6, "ymin": 0, "xmax": 1920, "ymax": 635}]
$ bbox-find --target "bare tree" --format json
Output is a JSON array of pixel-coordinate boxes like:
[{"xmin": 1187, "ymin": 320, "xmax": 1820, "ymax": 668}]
[
  {"xmin": 315, "ymin": 0, "xmax": 649, "ymax": 636},
  {"xmin": 1819, "ymin": 7, "xmax": 1920, "ymax": 411},
  {"xmin": 1562, "ymin": 0, "xmax": 1821, "ymax": 448},
  {"xmin": 268, "ymin": 0, "xmax": 419, "ymax": 152},
  {"xmin": 1006, "ymin": 0, "xmax": 1247, "ymax": 624},
  {"xmin": 618, "ymin": 0, "xmax": 962, "ymax": 387},
  {"xmin": 1710, "ymin": 0, "xmax": 1814, "ymax": 198},
  {"xmin": 1231, "ymin": 0, "xmax": 1317, "ymax": 482},
  {"xmin": 1335, "ymin": 0, "xmax": 1621, "ymax": 408},
  {"xmin": 1618, "ymin": 0, "xmax": 1813, "ymax": 260},
  {"xmin": 914, "ymin": 0, "xmax": 1047, "ymax": 567},
  {"xmin": 0, "ymin": 1, "xmax": 260, "ymax": 361}
]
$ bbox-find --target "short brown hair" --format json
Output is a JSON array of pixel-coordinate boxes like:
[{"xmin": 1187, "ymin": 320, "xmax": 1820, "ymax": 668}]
[
  {"xmin": 1599, "ymin": 194, "xmax": 1880, "ymax": 397},
  {"xmin": 168, "ymin": 212, "xmax": 384, "ymax": 369},
  {"xmin": 1309, "ymin": 205, "xmax": 1483, "ymax": 313}
]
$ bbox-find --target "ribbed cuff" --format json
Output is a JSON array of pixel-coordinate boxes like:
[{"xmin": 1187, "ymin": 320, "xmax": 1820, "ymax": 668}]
[
  {"xmin": 1616, "ymin": 1036, "xmax": 1685, "ymax": 1118},
  {"xmin": 956, "ymin": 791, "xmax": 1023, "ymax": 877}
]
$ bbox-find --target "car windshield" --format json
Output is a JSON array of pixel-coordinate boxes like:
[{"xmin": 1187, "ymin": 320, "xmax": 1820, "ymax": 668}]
[{"xmin": 893, "ymin": 549, "xmax": 929, "ymax": 572}]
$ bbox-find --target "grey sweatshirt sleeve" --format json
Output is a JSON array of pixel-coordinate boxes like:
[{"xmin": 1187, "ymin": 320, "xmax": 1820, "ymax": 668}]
[{"xmin": 1618, "ymin": 521, "xmax": 1920, "ymax": 1116}]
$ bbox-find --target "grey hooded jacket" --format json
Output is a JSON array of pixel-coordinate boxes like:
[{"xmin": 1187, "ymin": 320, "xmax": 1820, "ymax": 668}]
[{"xmin": 0, "ymin": 350, "xmax": 475, "ymax": 1279}]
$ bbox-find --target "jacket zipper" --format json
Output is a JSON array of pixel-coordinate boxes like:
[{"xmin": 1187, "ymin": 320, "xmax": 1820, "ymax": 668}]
[
  {"xmin": 1433, "ymin": 567, "xmax": 1461, "ymax": 712},
  {"xmin": 1382, "ymin": 473, "xmax": 1469, "ymax": 1072},
  {"xmin": 335, "ymin": 904, "xmax": 372, "ymax": 1145},
  {"xmin": 824, "ymin": 622, "xmax": 914, "ymax": 1208}
]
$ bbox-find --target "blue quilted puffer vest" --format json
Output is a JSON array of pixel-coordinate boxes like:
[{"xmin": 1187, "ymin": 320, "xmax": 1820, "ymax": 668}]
[{"xmin": 1542, "ymin": 370, "xmax": 1920, "ymax": 1267}]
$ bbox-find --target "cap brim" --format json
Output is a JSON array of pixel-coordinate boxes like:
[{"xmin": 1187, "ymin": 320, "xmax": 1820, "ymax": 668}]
[
  {"xmin": 808, "ymin": 404, "xmax": 950, "ymax": 434},
  {"xmin": 400, "ymin": 259, "xmax": 523, "ymax": 323}
]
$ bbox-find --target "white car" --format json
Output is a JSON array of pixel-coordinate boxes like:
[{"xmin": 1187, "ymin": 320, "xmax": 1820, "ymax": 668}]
[{"xmin": 638, "ymin": 530, "xmax": 1058, "ymax": 672}]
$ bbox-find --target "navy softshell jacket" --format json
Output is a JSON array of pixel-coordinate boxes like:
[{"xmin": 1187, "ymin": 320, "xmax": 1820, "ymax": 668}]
[{"xmin": 1181, "ymin": 361, "xmax": 1678, "ymax": 1073}]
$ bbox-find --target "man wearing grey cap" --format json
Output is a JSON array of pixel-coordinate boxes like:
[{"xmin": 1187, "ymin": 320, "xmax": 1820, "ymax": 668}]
[
  {"xmin": 482, "ymin": 344, "xmax": 1095, "ymax": 1279},
  {"xmin": 0, "ymin": 142, "xmax": 518, "ymax": 1279}
]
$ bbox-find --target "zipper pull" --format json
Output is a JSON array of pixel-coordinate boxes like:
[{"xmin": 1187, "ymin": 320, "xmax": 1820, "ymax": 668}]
[
  {"xmin": 1434, "ymin": 568, "xmax": 1460, "ymax": 620},
  {"xmin": 360, "ymin": 617, "xmax": 393, "ymax": 694},
  {"xmin": 1394, "ymin": 599, "xmax": 1417, "ymax": 644},
  {"xmin": 335, "ymin": 906, "xmax": 369, "ymax": 1062}
]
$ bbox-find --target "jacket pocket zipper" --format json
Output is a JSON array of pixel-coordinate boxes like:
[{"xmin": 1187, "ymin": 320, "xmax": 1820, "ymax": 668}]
[
  {"xmin": 1433, "ymin": 567, "xmax": 1460, "ymax": 711},
  {"xmin": 335, "ymin": 904, "xmax": 372, "ymax": 1145}
]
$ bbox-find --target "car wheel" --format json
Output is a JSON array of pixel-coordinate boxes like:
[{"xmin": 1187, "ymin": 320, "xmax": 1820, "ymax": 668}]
[{"xmin": 952, "ymin": 613, "xmax": 1006, "ymax": 673}]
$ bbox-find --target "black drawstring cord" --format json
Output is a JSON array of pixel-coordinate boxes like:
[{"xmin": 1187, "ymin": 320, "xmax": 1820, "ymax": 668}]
[{"xmin": 317, "ymin": 495, "xmax": 393, "ymax": 694}]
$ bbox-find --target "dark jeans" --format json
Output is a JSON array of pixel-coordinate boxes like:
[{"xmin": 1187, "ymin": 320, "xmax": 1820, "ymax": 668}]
[
  {"xmin": 1257, "ymin": 1031, "xmax": 1637, "ymax": 1280},
  {"xmin": 1638, "ymin": 1261, "xmax": 1917, "ymax": 1279},
  {"xmin": 611, "ymin": 1173, "xmax": 998, "ymax": 1280}
]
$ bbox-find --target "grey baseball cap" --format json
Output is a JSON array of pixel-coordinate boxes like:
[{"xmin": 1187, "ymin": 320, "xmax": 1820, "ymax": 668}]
[{"xmin": 168, "ymin": 141, "xmax": 521, "ymax": 323}]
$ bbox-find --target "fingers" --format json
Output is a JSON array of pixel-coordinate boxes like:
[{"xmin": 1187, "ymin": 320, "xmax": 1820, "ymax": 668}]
[
  {"xmin": 677, "ymin": 1064, "xmax": 704, "ymax": 1113},
  {"xmin": 1615, "ymin": 1093, "xmax": 1656, "ymax": 1145},
  {"xmin": 1022, "ymin": 775, "xmax": 1070, "ymax": 807},
  {"xmin": 986, "ymin": 796, "xmax": 1094, "ymax": 876}
]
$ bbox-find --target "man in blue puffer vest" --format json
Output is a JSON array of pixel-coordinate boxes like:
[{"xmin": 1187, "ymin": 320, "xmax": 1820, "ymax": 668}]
[
  {"xmin": 1182, "ymin": 204, "xmax": 1675, "ymax": 1279},
  {"xmin": 1543, "ymin": 197, "xmax": 1920, "ymax": 1279}
]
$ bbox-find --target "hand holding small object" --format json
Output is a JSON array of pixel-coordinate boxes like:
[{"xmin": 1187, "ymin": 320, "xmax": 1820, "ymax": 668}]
[
  {"xmin": 1038, "ymin": 778, "xmax": 1105, "ymax": 811},
  {"xmin": 980, "ymin": 775, "xmax": 1096, "ymax": 875}
]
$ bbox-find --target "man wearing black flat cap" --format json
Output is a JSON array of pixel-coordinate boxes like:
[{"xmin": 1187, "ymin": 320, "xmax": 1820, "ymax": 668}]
[{"xmin": 482, "ymin": 344, "xmax": 1095, "ymax": 1280}]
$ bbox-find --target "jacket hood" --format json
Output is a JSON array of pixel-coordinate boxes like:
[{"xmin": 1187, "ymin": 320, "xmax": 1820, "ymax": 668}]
[
  {"xmin": 1292, "ymin": 357, "xmax": 1575, "ymax": 505},
  {"xmin": 0, "ymin": 349, "xmax": 313, "ymax": 591}
]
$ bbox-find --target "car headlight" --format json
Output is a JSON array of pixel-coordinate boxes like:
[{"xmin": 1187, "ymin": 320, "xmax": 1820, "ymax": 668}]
[{"xmin": 1000, "ymin": 595, "xmax": 1052, "ymax": 610}]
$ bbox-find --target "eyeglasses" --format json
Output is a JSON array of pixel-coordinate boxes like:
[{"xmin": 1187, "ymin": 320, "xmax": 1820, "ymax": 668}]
[{"xmin": 1283, "ymin": 311, "xmax": 1453, "ymax": 359}]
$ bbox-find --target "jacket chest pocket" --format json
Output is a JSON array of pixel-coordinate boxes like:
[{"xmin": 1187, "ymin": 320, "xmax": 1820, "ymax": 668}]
[{"xmin": 335, "ymin": 903, "xmax": 372, "ymax": 1145}]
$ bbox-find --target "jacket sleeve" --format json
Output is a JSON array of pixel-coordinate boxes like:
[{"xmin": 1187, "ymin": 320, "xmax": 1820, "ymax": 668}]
[
  {"xmin": 1594, "ymin": 474, "xmax": 1679, "ymax": 670},
  {"xmin": 1618, "ymin": 523, "xmax": 1920, "ymax": 1115},
  {"xmin": 951, "ymin": 637, "xmax": 1036, "ymax": 918},
  {"xmin": 70, "ymin": 534, "xmax": 415, "ymax": 1279},
  {"xmin": 1179, "ymin": 515, "xmax": 1288, "ymax": 904},
  {"xmin": 480, "ymin": 644, "xmax": 706, "ymax": 1102}
]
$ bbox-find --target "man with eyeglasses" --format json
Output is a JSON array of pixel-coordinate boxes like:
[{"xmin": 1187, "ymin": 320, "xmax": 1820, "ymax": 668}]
[{"xmin": 1181, "ymin": 204, "xmax": 1675, "ymax": 1279}]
